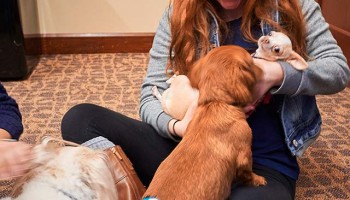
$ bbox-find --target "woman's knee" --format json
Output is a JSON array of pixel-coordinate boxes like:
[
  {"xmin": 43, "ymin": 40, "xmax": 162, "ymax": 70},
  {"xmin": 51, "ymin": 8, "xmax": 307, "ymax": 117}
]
[
  {"xmin": 228, "ymin": 179, "xmax": 293, "ymax": 200},
  {"xmin": 61, "ymin": 103, "xmax": 99, "ymax": 141}
]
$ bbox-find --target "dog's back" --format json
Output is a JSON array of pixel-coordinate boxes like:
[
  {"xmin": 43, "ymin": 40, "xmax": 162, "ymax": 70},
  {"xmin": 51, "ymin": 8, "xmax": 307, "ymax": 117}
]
[
  {"xmin": 144, "ymin": 46, "xmax": 266, "ymax": 199},
  {"xmin": 144, "ymin": 102, "xmax": 252, "ymax": 199}
]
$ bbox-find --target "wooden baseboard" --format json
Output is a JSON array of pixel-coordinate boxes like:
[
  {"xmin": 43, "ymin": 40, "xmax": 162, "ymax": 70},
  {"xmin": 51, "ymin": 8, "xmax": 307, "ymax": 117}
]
[
  {"xmin": 329, "ymin": 25, "xmax": 350, "ymax": 65},
  {"xmin": 24, "ymin": 33, "xmax": 155, "ymax": 55}
]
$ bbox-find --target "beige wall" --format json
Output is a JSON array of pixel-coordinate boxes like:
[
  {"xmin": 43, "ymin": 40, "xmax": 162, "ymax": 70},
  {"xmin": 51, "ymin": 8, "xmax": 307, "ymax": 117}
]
[{"xmin": 18, "ymin": 0, "xmax": 169, "ymax": 35}]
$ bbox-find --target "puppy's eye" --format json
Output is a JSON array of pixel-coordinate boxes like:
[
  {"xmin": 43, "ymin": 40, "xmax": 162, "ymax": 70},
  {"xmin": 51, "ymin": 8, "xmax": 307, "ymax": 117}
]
[
  {"xmin": 272, "ymin": 46, "xmax": 280, "ymax": 54},
  {"xmin": 268, "ymin": 32, "xmax": 273, "ymax": 36}
]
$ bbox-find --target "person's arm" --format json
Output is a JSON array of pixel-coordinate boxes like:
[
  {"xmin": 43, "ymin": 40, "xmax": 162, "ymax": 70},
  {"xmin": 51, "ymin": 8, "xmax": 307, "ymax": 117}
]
[
  {"xmin": 0, "ymin": 140, "xmax": 33, "ymax": 180},
  {"xmin": 139, "ymin": 8, "xmax": 180, "ymax": 140},
  {"xmin": 0, "ymin": 84, "xmax": 32, "ymax": 180},
  {"xmin": 0, "ymin": 129, "xmax": 12, "ymax": 139},
  {"xmin": 0, "ymin": 83, "xmax": 23, "ymax": 140},
  {"xmin": 271, "ymin": 0, "xmax": 350, "ymax": 96}
]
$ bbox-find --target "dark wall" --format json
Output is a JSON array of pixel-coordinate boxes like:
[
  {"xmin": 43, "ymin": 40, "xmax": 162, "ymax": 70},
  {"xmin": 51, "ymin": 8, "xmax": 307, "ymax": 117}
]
[{"xmin": 0, "ymin": 0, "xmax": 29, "ymax": 80}]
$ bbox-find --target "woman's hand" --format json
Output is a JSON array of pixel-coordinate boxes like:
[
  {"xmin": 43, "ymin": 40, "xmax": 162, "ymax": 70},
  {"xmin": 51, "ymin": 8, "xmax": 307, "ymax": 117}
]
[
  {"xmin": 243, "ymin": 58, "xmax": 284, "ymax": 115},
  {"xmin": 0, "ymin": 141, "xmax": 34, "ymax": 180}
]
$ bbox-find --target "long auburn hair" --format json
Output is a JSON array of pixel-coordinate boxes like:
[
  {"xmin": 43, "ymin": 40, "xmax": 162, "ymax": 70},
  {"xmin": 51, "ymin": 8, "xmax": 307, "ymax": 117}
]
[{"xmin": 167, "ymin": 0, "xmax": 307, "ymax": 75}]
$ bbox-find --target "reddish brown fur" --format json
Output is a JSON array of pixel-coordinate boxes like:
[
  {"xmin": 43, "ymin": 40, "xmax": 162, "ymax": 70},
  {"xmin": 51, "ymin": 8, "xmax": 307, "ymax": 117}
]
[{"xmin": 144, "ymin": 46, "xmax": 266, "ymax": 200}]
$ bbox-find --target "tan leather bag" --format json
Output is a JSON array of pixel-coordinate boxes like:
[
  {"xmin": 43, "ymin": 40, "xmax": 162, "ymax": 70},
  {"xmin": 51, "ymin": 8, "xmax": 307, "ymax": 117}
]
[{"xmin": 104, "ymin": 145, "xmax": 146, "ymax": 200}]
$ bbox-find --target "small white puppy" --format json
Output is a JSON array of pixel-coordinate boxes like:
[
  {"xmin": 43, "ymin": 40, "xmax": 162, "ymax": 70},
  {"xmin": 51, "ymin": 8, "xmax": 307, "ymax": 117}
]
[
  {"xmin": 152, "ymin": 75, "xmax": 199, "ymax": 120},
  {"xmin": 253, "ymin": 31, "xmax": 308, "ymax": 70},
  {"xmin": 2, "ymin": 137, "xmax": 117, "ymax": 200}
]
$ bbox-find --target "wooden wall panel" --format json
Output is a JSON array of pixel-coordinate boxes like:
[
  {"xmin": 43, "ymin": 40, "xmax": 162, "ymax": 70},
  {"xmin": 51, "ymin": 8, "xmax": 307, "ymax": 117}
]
[
  {"xmin": 317, "ymin": 0, "xmax": 350, "ymax": 66},
  {"xmin": 24, "ymin": 33, "xmax": 154, "ymax": 55}
]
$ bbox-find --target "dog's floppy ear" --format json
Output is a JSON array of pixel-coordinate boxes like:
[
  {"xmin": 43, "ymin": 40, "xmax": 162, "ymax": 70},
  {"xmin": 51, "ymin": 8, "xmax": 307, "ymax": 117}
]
[
  {"xmin": 221, "ymin": 55, "xmax": 261, "ymax": 106},
  {"xmin": 286, "ymin": 51, "xmax": 308, "ymax": 70},
  {"xmin": 166, "ymin": 74, "xmax": 177, "ymax": 84},
  {"xmin": 32, "ymin": 136, "xmax": 63, "ymax": 165},
  {"xmin": 188, "ymin": 46, "xmax": 261, "ymax": 106},
  {"xmin": 188, "ymin": 59, "xmax": 202, "ymax": 89}
]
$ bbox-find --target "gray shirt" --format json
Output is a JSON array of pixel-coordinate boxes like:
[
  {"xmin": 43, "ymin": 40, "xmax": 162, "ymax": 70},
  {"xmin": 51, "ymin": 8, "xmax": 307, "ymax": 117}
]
[{"xmin": 139, "ymin": 0, "xmax": 350, "ymax": 141}]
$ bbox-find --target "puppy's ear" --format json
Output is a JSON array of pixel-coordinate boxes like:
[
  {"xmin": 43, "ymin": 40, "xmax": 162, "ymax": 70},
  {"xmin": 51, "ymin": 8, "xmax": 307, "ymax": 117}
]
[
  {"xmin": 188, "ymin": 59, "xmax": 203, "ymax": 89},
  {"xmin": 166, "ymin": 74, "xmax": 177, "ymax": 84},
  {"xmin": 286, "ymin": 51, "xmax": 308, "ymax": 70},
  {"xmin": 33, "ymin": 139, "xmax": 60, "ymax": 165},
  {"xmin": 223, "ymin": 61, "xmax": 260, "ymax": 106},
  {"xmin": 188, "ymin": 46, "xmax": 263, "ymax": 106}
]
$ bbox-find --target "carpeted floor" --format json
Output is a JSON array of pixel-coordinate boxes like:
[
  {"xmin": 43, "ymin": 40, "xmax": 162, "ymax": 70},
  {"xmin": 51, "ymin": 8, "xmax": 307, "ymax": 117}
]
[{"xmin": 1, "ymin": 54, "xmax": 349, "ymax": 199}]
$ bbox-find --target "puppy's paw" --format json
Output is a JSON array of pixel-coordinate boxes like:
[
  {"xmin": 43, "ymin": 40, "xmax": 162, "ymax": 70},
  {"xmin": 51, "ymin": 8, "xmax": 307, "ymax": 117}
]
[
  {"xmin": 251, "ymin": 173, "xmax": 267, "ymax": 186},
  {"xmin": 152, "ymin": 86, "xmax": 159, "ymax": 96}
]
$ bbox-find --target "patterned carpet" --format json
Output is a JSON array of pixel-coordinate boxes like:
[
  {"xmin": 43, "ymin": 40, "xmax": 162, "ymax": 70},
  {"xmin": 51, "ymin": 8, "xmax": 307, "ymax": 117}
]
[{"xmin": 1, "ymin": 54, "xmax": 349, "ymax": 199}]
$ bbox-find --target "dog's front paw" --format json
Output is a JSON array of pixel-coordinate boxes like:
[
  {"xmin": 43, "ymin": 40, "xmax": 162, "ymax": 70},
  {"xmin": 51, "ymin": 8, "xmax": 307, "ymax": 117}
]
[
  {"xmin": 251, "ymin": 173, "xmax": 267, "ymax": 186},
  {"xmin": 152, "ymin": 86, "xmax": 158, "ymax": 96}
]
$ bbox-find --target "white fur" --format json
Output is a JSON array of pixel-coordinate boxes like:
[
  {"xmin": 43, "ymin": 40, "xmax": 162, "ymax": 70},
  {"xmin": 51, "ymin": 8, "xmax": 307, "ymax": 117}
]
[
  {"xmin": 2, "ymin": 138, "xmax": 117, "ymax": 200},
  {"xmin": 152, "ymin": 74, "xmax": 199, "ymax": 120},
  {"xmin": 254, "ymin": 31, "xmax": 308, "ymax": 70}
]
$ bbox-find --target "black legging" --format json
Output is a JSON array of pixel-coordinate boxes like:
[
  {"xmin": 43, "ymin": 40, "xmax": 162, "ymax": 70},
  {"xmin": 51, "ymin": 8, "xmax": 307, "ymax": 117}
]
[
  {"xmin": 61, "ymin": 103, "xmax": 296, "ymax": 200},
  {"xmin": 61, "ymin": 103, "xmax": 177, "ymax": 185}
]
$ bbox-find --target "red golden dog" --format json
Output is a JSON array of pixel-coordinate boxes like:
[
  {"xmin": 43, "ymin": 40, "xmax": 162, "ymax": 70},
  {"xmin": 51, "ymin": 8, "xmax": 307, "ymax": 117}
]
[{"xmin": 143, "ymin": 45, "xmax": 266, "ymax": 200}]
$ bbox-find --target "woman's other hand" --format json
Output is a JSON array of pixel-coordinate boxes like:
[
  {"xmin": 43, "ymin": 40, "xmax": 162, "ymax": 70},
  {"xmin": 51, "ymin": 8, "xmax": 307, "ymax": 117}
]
[
  {"xmin": 0, "ymin": 140, "xmax": 34, "ymax": 180},
  {"xmin": 243, "ymin": 59, "xmax": 284, "ymax": 115}
]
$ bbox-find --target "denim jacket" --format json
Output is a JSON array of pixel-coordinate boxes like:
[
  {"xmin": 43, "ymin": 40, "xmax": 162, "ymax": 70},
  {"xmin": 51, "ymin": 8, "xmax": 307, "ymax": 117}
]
[{"xmin": 140, "ymin": 0, "xmax": 350, "ymax": 157}]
